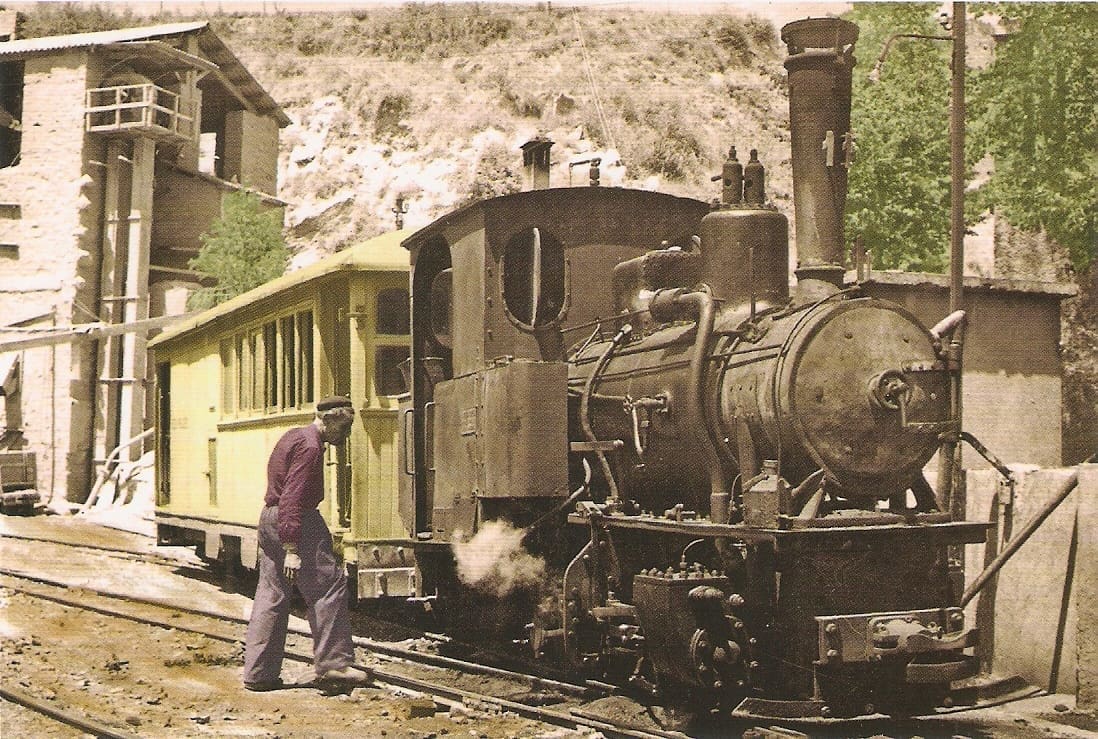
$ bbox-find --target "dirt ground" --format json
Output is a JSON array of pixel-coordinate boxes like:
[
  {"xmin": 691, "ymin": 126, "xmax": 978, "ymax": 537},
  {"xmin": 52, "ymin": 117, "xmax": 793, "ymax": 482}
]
[
  {"xmin": 0, "ymin": 513, "xmax": 593, "ymax": 738},
  {"xmin": 2, "ymin": 512, "xmax": 1097, "ymax": 739},
  {"xmin": 0, "ymin": 586, "xmax": 595, "ymax": 738}
]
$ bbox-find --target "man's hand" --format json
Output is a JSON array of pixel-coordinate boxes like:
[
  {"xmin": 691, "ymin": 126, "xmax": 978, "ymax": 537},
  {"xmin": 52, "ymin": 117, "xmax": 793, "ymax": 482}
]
[{"xmin": 283, "ymin": 546, "xmax": 302, "ymax": 583}]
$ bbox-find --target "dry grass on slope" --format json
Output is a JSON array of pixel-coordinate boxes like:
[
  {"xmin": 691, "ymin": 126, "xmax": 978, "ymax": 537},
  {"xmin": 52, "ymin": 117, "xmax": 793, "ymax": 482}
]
[{"xmin": 210, "ymin": 5, "xmax": 792, "ymax": 262}]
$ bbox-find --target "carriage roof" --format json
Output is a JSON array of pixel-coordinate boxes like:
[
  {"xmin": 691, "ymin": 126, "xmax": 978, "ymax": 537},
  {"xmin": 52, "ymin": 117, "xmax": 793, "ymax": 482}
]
[{"xmin": 150, "ymin": 230, "xmax": 410, "ymax": 348}]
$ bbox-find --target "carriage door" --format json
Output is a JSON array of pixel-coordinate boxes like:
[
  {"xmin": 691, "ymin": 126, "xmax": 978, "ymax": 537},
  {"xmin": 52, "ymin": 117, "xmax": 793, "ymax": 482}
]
[{"xmin": 155, "ymin": 362, "xmax": 170, "ymax": 505}]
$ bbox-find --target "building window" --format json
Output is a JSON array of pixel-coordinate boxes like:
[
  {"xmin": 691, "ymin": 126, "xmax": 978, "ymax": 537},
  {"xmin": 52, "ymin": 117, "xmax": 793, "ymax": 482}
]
[
  {"xmin": 377, "ymin": 288, "xmax": 410, "ymax": 335},
  {"xmin": 0, "ymin": 61, "xmax": 23, "ymax": 169}
]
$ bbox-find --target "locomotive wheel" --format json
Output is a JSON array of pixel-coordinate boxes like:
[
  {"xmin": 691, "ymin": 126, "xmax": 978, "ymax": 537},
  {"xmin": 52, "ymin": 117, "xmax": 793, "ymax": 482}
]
[{"xmin": 689, "ymin": 627, "xmax": 745, "ymax": 705}]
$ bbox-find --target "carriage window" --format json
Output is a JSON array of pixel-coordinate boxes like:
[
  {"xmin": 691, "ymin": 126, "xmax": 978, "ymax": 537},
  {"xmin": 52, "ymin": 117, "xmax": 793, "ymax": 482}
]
[
  {"xmin": 502, "ymin": 227, "xmax": 565, "ymax": 328},
  {"xmin": 430, "ymin": 269, "xmax": 453, "ymax": 349},
  {"xmin": 235, "ymin": 335, "xmax": 245, "ymax": 412},
  {"xmin": 220, "ymin": 339, "xmax": 235, "ymax": 414},
  {"xmin": 375, "ymin": 345, "xmax": 411, "ymax": 397},
  {"xmin": 224, "ymin": 310, "xmax": 313, "ymax": 417},
  {"xmin": 280, "ymin": 316, "xmax": 297, "ymax": 408},
  {"xmin": 263, "ymin": 322, "xmax": 278, "ymax": 409},
  {"xmin": 297, "ymin": 311, "xmax": 314, "ymax": 404},
  {"xmin": 377, "ymin": 288, "xmax": 410, "ymax": 335}
]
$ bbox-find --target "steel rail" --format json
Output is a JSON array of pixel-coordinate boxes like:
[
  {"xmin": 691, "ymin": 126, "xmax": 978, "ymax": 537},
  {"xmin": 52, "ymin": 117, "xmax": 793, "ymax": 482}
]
[
  {"xmin": 0, "ymin": 535, "xmax": 618, "ymax": 696},
  {"xmin": 0, "ymin": 683, "xmax": 140, "ymax": 739},
  {"xmin": 0, "ymin": 572, "xmax": 682, "ymax": 739},
  {"xmin": 0, "ymin": 566, "xmax": 602, "ymax": 699}
]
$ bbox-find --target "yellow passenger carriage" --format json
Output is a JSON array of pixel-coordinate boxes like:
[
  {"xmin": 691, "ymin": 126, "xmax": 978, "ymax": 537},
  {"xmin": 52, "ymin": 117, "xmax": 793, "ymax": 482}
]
[{"xmin": 150, "ymin": 231, "xmax": 412, "ymax": 598}]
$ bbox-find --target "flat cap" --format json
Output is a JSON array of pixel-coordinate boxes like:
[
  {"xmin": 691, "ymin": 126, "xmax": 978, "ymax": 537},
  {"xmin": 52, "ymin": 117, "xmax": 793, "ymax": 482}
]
[{"xmin": 317, "ymin": 395, "xmax": 353, "ymax": 411}]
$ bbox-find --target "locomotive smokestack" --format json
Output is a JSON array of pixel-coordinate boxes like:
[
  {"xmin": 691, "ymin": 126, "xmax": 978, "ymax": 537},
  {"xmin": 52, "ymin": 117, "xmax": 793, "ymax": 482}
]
[
  {"xmin": 781, "ymin": 18, "xmax": 859, "ymax": 300},
  {"xmin": 521, "ymin": 137, "xmax": 553, "ymax": 190}
]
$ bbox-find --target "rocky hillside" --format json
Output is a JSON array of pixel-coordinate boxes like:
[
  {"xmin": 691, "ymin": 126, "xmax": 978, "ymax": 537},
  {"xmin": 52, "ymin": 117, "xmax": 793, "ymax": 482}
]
[{"xmin": 206, "ymin": 5, "xmax": 791, "ymax": 264}]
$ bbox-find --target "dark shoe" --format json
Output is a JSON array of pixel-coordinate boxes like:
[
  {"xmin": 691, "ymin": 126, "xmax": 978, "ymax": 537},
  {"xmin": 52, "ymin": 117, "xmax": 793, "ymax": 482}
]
[
  {"xmin": 244, "ymin": 677, "xmax": 284, "ymax": 692},
  {"xmin": 317, "ymin": 665, "xmax": 373, "ymax": 686}
]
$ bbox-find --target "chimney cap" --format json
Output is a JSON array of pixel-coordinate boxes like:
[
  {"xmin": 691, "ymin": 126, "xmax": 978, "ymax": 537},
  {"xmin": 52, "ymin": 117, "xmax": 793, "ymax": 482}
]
[
  {"xmin": 521, "ymin": 136, "xmax": 554, "ymax": 152},
  {"xmin": 780, "ymin": 17, "xmax": 858, "ymax": 54}
]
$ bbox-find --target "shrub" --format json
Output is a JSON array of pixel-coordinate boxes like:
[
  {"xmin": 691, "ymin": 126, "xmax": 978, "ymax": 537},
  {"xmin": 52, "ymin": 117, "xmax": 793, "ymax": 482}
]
[
  {"xmin": 375, "ymin": 93, "xmax": 412, "ymax": 141},
  {"xmin": 462, "ymin": 142, "xmax": 523, "ymax": 206},
  {"xmin": 187, "ymin": 190, "xmax": 288, "ymax": 310}
]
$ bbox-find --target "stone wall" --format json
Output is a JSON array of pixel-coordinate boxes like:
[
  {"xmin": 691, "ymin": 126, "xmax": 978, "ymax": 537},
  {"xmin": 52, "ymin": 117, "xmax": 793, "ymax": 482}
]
[
  {"xmin": 0, "ymin": 50, "xmax": 101, "ymax": 501},
  {"xmin": 858, "ymin": 272, "xmax": 1075, "ymax": 468}
]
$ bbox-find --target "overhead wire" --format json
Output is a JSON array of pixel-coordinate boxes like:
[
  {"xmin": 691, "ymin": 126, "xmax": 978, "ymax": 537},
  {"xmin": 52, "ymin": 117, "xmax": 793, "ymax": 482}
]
[{"xmin": 570, "ymin": 7, "xmax": 618, "ymax": 154}]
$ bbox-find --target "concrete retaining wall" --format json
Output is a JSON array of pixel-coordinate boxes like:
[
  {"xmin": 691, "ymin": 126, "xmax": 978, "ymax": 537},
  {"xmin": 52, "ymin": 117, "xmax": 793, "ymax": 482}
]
[{"xmin": 965, "ymin": 464, "xmax": 1097, "ymax": 706}]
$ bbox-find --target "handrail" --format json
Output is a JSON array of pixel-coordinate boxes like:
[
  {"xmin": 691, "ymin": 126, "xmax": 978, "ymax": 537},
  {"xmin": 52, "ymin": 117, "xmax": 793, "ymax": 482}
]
[{"xmin": 84, "ymin": 83, "xmax": 195, "ymax": 136}]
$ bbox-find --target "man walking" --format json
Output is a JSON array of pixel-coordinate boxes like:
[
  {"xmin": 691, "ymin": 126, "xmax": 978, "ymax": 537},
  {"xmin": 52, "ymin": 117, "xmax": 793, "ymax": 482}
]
[{"xmin": 243, "ymin": 396, "xmax": 372, "ymax": 691}]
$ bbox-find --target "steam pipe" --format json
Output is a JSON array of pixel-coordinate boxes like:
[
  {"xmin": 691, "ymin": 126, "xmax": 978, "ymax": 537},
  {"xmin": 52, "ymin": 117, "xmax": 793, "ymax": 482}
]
[
  {"xmin": 580, "ymin": 324, "xmax": 632, "ymax": 502},
  {"xmin": 929, "ymin": 310, "xmax": 967, "ymax": 340},
  {"xmin": 655, "ymin": 289, "xmax": 729, "ymax": 524}
]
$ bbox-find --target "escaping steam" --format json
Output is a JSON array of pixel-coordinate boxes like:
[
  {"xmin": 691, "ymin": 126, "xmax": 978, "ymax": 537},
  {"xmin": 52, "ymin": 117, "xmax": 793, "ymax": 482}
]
[{"xmin": 452, "ymin": 520, "xmax": 547, "ymax": 597}]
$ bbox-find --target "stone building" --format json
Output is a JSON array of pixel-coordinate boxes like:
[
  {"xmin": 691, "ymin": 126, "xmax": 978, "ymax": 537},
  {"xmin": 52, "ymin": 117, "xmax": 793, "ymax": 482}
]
[{"xmin": 0, "ymin": 18, "xmax": 289, "ymax": 504}]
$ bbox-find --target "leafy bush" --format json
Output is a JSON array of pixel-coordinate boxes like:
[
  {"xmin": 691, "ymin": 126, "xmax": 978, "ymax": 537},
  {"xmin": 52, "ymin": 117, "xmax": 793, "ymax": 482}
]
[
  {"xmin": 461, "ymin": 141, "xmax": 523, "ymax": 206},
  {"xmin": 711, "ymin": 20, "xmax": 752, "ymax": 65},
  {"xmin": 627, "ymin": 103, "xmax": 703, "ymax": 181},
  {"xmin": 374, "ymin": 93, "xmax": 413, "ymax": 141},
  {"xmin": 16, "ymin": 2, "xmax": 136, "ymax": 37},
  {"xmin": 187, "ymin": 190, "xmax": 288, "ymax": 310}
]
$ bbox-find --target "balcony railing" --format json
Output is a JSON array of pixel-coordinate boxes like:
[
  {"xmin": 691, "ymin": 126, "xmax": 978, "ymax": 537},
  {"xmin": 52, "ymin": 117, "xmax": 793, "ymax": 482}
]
[{"xmin": 85, "ymin": 83, "xmax": 196, "ymax": 142}]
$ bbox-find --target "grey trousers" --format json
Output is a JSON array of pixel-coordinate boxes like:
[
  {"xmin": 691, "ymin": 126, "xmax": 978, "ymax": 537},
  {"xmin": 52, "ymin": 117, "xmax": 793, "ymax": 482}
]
[{"xmin": 243, "ymin": 505, "xmax": 355, "ymax": 683}]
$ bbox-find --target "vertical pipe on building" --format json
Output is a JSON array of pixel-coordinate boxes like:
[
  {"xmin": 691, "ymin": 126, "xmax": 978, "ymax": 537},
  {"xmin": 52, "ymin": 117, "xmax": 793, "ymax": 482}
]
[
  {"xmin": 116, "ymin": 138, "xmax": 154, "ymax": 462},
  {"xmin": 96, "ymin": 140, "xmax": 125, "ymax": 467}
]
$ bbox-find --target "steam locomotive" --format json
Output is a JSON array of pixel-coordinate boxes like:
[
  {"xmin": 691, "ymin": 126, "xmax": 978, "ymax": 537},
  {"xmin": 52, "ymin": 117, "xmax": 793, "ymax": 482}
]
[
  {"xmin": 153, "ymin": 15, "xmax": 988, "ymax": 721},
  {"xmin": 396, "ymin": 18, "xmax": 987, "ymax": 719}
]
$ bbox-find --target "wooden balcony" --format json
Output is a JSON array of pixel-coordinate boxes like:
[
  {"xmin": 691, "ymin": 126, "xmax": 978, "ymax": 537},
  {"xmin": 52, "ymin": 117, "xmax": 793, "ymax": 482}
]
[{"xmin": 85, "ymin": 83, "xmax": 196, "ymax": 142}]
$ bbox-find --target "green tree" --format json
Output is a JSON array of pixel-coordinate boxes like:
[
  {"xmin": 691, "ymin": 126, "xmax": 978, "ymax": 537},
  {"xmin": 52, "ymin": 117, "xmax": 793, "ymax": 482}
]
[
  {"xmin": 187, "ymin": 190, "xmax": 288, "ymax": 311},
  {"xmin": 969, "ymin": 3, "xmax": 1097, "ymax": 271},
  {"xmin": 844, "ymin": 3, "xmax": 952, "ymax": 272}
]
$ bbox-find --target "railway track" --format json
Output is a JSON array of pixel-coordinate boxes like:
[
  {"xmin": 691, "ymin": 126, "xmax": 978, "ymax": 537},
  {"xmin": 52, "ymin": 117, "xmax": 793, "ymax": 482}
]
[
  {"xmin": 0, "ymin": 555, "xmax": 692, "ymax": 739},
  {"xmin": 0, "ymin": 533, "xmax": 615, "ymax": 691},
  {"xmin": 1, "ymin": 527, "xmax": 1075, "ymax": 739}
]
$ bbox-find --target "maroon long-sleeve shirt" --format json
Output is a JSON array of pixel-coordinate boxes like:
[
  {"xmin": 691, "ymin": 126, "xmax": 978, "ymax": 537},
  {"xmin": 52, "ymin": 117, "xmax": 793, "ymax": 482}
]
[{"xmin": 264, "ymin": 425, "xmax": 325, "ymax": 545}]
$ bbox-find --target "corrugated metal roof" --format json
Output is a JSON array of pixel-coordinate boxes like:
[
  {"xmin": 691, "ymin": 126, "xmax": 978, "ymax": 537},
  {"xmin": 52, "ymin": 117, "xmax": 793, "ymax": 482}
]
[
  {"xmin": 150, "ymin": 230, "xmax": 412, "ymax": 348},
  {"xmin": 0, "ymin": 21, "xmax": 209, "ymax": 55},
  {"xmin": 0, "ymin": 21, "xmax": 289, "ymax": 126}
]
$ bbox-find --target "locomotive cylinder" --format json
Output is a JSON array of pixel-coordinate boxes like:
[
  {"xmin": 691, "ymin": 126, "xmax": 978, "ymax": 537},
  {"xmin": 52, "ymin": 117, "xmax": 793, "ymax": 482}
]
[{"xmin": 781, "ymin": 18, "xmax": 859, "ymax": 299}]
